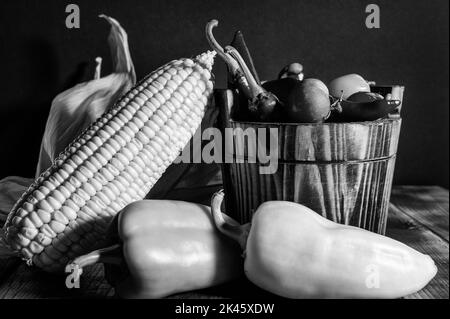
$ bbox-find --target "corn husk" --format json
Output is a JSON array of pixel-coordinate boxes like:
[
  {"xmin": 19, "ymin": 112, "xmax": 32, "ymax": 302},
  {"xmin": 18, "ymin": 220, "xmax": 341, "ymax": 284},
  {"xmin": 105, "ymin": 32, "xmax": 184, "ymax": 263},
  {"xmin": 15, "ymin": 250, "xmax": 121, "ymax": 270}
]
[
  {"xmin": 0, "ymin": 176, "xmax": 33, "ymax": 225},
  {"xmin": 146, "ymin": 102, "xmax": 222, "ymax": 201},
  {"xmin": 0, "ymin": 15, "xmax": 135, "ymax": 226},
  {"xmin": 35, "ymin": 14, "xmax": 136, "ymax": 177}
]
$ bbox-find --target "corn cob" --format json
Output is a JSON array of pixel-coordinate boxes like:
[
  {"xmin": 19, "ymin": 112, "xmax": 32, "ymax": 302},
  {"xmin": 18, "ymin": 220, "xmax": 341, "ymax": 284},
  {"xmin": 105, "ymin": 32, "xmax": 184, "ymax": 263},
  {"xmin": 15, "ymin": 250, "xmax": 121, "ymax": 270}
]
[{"xmin": 1, "ymin": 51, "xmax": 216, "ymax": 272}]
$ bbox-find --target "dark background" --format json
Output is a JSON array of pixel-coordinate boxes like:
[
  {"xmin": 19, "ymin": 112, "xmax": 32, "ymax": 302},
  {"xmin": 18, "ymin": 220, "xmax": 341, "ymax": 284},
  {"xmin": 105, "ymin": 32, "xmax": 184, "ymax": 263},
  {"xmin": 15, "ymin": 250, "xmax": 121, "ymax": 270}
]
[{"xmin": 0, "ymin": 0, "xmax": 448, "ymax": 187}]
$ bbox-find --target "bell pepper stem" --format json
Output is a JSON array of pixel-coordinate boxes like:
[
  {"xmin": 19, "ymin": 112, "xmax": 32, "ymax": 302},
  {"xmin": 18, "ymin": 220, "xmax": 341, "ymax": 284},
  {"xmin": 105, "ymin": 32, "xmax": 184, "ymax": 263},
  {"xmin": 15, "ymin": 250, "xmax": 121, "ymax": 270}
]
[
  {"xmin": 211, "ymin": 190, "xmax": 250, "ymax": 251},
  {"xmin": 69, "ymin": 244, "xmax": 123, "ymax": 269}
]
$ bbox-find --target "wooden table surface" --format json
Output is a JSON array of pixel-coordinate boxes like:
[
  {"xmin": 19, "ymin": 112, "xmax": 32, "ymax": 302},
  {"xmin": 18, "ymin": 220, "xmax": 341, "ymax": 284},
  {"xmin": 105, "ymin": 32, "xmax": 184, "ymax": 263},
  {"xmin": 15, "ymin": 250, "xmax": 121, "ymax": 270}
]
[{"xmin": 0, "ymin": 185, "xmax": 448, "ymax": 299}]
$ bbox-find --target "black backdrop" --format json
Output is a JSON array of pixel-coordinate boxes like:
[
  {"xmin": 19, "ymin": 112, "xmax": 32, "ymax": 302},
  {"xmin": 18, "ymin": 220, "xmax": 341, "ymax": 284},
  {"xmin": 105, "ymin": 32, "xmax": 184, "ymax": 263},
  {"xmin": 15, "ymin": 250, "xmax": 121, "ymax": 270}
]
[{"xmin": 0, "ymin": 0, "xmax": 448, "ymax": 187}]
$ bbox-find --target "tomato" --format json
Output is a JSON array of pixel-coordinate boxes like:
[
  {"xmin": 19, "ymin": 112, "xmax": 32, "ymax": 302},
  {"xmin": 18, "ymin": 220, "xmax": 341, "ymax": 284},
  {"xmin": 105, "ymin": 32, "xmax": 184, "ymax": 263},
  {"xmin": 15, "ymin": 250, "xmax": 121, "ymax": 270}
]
[{"xmin": 285, "ymin": 79, "xmax": 331, "ymax": 123}]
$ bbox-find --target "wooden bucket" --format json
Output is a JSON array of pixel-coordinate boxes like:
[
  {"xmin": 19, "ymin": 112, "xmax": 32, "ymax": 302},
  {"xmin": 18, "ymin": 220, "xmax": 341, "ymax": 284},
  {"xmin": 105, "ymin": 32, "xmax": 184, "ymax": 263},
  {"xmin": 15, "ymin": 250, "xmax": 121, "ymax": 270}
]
[{"xmin": 215, "ymin": 88, "xmax": 402, "ymax": 234}]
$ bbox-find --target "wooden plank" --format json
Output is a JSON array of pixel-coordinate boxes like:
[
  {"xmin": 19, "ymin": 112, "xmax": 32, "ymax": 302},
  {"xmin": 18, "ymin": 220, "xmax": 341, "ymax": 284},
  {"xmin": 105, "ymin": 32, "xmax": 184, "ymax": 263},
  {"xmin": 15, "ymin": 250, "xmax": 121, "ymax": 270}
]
[
  {"xmin": 0, "ymin": 185, "xmax": 447, "ymax": 299},
  {"xmin": 0, "ymin": 258, "xmax": 21, "ymax": 285},
  {"xmin": 386, "ymin": 202, "xmax": 449, "ymax": 299},
  {"xmin": 0, "ymin": 262, "xmax": 114, "ymax": 299},
  {"xmin": 390, "ymin": 186, "xmax": 449, "ymax": 241},
  {"xmin": 158, "ymin": 185, "xmax": 222, "ymax": 206}
]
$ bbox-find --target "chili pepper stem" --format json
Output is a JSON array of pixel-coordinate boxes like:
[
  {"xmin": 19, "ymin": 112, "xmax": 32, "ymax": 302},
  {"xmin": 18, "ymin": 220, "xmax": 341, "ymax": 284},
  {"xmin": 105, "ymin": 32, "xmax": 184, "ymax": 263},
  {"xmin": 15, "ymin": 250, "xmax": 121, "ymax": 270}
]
[
  {"xmin": 205, "ymin": 20, "xmax": 240, "ymax": 75},
  {"xmin": 70, "ymin": 244, "xmax": 123, "ymax": 269},
  {"xmin": 330, "ymin": 92, "xmax": 344, "ymax": 113},
  {"xmin": 211, "ymin": 190, "xmax": 251, "ymax": 251}
]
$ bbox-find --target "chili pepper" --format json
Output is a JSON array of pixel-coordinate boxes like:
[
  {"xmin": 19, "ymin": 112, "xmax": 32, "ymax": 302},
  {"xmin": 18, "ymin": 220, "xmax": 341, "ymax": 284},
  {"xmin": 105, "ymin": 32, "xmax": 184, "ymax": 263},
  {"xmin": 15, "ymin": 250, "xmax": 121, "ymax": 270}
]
[
  {"xmin": 211, "ymin": 190, "xmax": 437, "ymax": 299},
  {"xmin": 332, "ymin": 99, "xmax": 401, "ymax": 122},
  {"xmin": 230, "ymin": 30, "xmax": 261, "ymax": 86},
  {"xmin": 68, "ymin": 200, "xmax": 243, "ymax": 298},
  {"xmin": 206, "ymin": 20, "xmax": 279, "ymax": 122}
]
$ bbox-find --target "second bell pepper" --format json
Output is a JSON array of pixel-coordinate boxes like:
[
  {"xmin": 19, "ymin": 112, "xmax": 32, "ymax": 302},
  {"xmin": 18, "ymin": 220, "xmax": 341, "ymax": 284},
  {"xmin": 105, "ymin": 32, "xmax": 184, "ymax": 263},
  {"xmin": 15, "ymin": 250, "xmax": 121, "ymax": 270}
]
[{"xmin": 211, "ymin": 190, "xmax": 437, "ymax": 299}]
